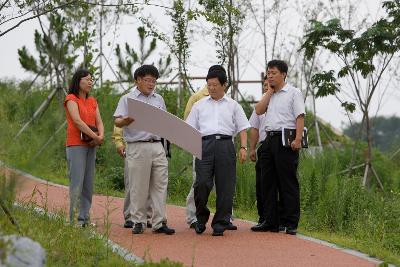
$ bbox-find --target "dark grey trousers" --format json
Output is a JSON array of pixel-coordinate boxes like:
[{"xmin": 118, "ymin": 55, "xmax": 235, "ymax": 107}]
[
  {"xmin": 66, "ymin": 146, "xmax": 96, "ymax": 224},
  {"xmin": 194, "ymin": 138, "xmax": 236, "ymax": 229}
]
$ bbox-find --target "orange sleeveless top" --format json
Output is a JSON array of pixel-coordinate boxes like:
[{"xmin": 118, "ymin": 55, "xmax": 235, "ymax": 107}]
[{"xmin": 64, "ymin": 94, "xmax": 98, "ymax": 146}]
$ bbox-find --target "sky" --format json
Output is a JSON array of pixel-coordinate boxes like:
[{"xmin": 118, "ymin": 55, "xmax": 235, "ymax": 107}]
[{"xmin": 1, "ymin": 0, "xmax": 399, "ymax": 131}]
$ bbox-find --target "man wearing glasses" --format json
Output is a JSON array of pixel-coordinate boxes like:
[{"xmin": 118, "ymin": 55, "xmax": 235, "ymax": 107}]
[{"xmin": 113, "ymin": 65, "xmax": 175, "ymax": 235}]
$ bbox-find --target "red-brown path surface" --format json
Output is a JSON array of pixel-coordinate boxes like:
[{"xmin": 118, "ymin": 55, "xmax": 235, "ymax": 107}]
[{"xmin": 5, "ymin": 167, "xmax": 380, "ymax": 267}]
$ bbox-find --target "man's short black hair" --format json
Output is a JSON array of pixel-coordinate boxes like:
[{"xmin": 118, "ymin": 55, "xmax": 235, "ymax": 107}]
[
  {"xmin": 208, "ymin": 65, "xmax": 226, "ymax": 74},
  {"xmin": 267, "ymin": 60, "xmax": 288, "ymax": 74},
  {"xmin": 206, "ymin": 70, "xmax": 227, "ymax": 85},
  {"xmin": 133, "ymin": 65, "xmax": 159, "ymax": 81}
]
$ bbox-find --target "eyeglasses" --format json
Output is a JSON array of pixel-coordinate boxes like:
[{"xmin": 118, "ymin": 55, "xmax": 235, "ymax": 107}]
[
  {"xmin": 81, "ymin": 77, "xmax": 94, "ymax": 83},
  {"xmin": 141, "ymin": 78, "xmax": 157, "ymax": 84}
]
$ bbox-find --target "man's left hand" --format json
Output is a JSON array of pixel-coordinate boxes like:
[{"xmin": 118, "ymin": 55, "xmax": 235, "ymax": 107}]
[
  {"xmin": 291, "ymin": 139, "xmax": 302, "ymax": 151},
  {"xmin": 239, "ymin": 148, "xmax": 247, "ymax": 163}
]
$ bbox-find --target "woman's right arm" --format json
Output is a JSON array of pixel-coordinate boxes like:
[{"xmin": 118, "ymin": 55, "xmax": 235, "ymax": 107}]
[{"xmin": 66, "ymin": 100, "xmax": 100, "ymax": 141}]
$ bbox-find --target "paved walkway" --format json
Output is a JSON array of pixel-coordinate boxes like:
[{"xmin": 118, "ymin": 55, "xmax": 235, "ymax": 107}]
[{"xmin": 5, "ymin": 167, "xmax": 380, "ymax": 267}]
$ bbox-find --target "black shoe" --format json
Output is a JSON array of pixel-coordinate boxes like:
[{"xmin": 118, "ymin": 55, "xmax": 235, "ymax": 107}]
[
  {"xmin": 124, "ymin": 220, "xmax": 134, "ymax": 228},
  {"xmin": 250, "ymin": 221, "xmax": 278, "ymax": 232},
  {"xmin": 286, "ymin": 226, "xmax": 297, "ymax": 235},
  {"xmin": 195, "ymin": 223, "xmax": 206, "ymax": 234},
  {"xmin": 147, "ymin": 221, "xmax": 152, "ymax": 228},
  {"xmin": 278, "ymin": 225, "xmax": 287, "ymax": 232},
  {"xmin": 190, "ymin": 222, "xmax": 198, "ymax": 229},
  {"xmin": 212, "ymin": 228, "xmax": 224, "ymax": 236},
  {"xmin": 154, "ymin": 225, "xmax": 175, "ymax": 235},
  {"xmin": 132, "ymin": 223, "xmax": 144, "ymax": 234},
  {"xmin": 224, "ymin": 222, "xmax": 237, "ymax": 230}
]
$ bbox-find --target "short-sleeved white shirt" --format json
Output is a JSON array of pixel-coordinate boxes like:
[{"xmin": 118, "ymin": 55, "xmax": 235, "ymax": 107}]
[
  {"xmin": 113, "ymin": 87, "xmax": 167, "ymax": 142},
  {"xmin": 186, "ymin": 95, "xmax": 250, "ymax": 136},
  {"xmin": 249, "ymin": 110, "xmax": 266, "ymax": 143},
  {"xmin": 262, "ymin": 83, "xmax": 305, "ymax": 131}
]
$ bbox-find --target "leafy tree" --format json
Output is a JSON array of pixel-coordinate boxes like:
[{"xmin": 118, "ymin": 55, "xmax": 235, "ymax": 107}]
[
  {"xmin": 199, "ymin": 0, "xmax": 245, "ymax": 99},
  {"xmin": 18, "ymin": 12, "xmax": 77, "ymax": 91},
  {"xmin": 301, "ymin": 0, "xmax": 400, "ymax": 187},
  {"xmin": 115, "ymin": 26, "xmax": 172, "ymax": 82},
  {"xmin": 167, "ymin": 0, "xmax": 191, "ymax": 103}
]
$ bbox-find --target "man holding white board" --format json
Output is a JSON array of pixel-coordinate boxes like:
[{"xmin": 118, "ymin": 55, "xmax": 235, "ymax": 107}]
[{"xmin": 113, "ymin": 65, "xmax": 175, "ymax": 235}]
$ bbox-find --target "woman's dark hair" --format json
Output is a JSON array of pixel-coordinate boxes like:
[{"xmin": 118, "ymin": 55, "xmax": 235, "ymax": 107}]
[
  {"xmin": 68, "ymin": 69, "xmax": 92, "ymax": 97},
  {"xmin": 133, "ymin": 65, "xmax": 159, "ymax": 81},
  {"xmin": 267, "ymin": 59, "xmax": 288, "ymax": 74}
]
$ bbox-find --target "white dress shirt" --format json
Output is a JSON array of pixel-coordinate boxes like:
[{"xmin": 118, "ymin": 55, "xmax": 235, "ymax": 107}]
[
  {"xmin": 262, "ymin": 83, "xmax": 305, "ymax": 131},
  {"xmin": 113, "ymin": 87, "xmax": 167, "ymax": 142},
  {"xmin": 186, "ymin": 95, "xmax": 250, "ymax": 136},
  {"xmin": 249, "ymin": 109, "xmax": 266, "ymax": 143}
]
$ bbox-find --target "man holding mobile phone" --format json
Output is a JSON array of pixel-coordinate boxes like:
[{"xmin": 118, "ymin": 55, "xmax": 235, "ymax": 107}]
[{"xmin": 253, "ymin": 60, "xmax": 305, "ymax": 235}]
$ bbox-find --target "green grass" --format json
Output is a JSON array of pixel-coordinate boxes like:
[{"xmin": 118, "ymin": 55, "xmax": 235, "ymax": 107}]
[
  {"xmin": 0, "ymin": 206, "xmax": 182, "ymax": 267},
  {"xmin": 0, "ymin": 174, "xmax": 182, "ymax": 267},
  {"xmin": 298, "ymin": 229, "xmax": 398, "ymax": 266}
]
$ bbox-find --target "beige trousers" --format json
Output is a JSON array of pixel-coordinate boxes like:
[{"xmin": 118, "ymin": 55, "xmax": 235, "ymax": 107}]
[
  {"xmin": 123, "ymin": 163, "xmax": 152, "ymax": 221},
  {"xmin": 125, "ymin": 142, "xmax": 168, "ymax": 230}
]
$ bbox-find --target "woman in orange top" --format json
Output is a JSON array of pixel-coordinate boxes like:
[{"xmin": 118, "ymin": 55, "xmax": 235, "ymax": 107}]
[{"xmin": 64, "ymin": 69, "xmax": 104, "ymax": 226}]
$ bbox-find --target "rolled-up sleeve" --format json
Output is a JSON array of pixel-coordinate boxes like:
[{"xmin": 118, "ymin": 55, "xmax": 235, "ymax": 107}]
[
  {"xmin": 234, "ymin": 103, "xmax": 251, "ymax": 134},
  {"xmin": 292, "ymin": 90, "xmax": 305, "ymax": 118},
  {"xmin": 113, "ymin": 96, "xmax": 127, "ymax": 118},
  {"xmin": 248, "ymin": 110, "xmax": 260, "ymax": 129},
  {"xmin": 185, "ymin": 104, "xmax": 199, "ymax": 131}
]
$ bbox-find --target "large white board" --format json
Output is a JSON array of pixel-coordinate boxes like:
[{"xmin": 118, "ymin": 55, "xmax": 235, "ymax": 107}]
[{"xmin": 127, "ymin": 98, "xmax": 202, "ymax": 159}]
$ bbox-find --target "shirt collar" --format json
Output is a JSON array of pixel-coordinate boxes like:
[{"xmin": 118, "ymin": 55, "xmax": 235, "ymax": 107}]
[
  {"xmin": 132, "ymin": 87, "xmax": 155, "ymax": 97},
  {"xmin": 206, "ymin": 94, "xmax": 228, "ymax": 102},
  {"xmin": 280, "ymin": 83, "xmax": 290, "ymax": 92}
]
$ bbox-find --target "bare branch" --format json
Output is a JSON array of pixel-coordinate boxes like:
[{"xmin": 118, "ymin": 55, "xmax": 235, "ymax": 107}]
[
  {"xmin": 0, "ymin": 0, "xmax": 11, "ymax": 12},
  {"xmin": 0, "ymin": 0, "xmax": 79, "ymax": 38},
  {"xmin": 84, "ymin": 1, "xmax": 172, "ymax": 10}
]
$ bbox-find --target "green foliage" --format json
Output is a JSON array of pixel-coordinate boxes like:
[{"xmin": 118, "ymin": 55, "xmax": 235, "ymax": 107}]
[
  {"xmin": 157, "ymin": 85, "xmax": 190, "ymax": 118},
  {"xmin": 198, "ymin": 0, "xmax": 244, "ymax": 65},
  {"xmin": 299, "ymin": 149, "xmax": 400, "ymax": 263},
  {"xmin": 310, "ymin": 70, "xmax": 340, "ymax": 97},
  {"xmin": 18, "ymin": 13, "xmax": 77, "ymax": 79},
  {"xmin": 301, "ymin": 0, "xmax": 400, "ymax": 110},
  {"xmin": 16, "ymin": 1, "xmax": 103, "ymax": 88}
]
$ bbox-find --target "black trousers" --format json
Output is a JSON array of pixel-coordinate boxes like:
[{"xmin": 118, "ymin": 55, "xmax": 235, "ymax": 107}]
[
  {"xmin": 259, "ymin": 135, "xmax": 300, "ymax": 228},
  {"xmin": 194, "ymin": 138, "xmax": 236, "ymax": 229},
  {"xmin": 255, "ymin": 147, "xmax": 264, "ymax": 223}
]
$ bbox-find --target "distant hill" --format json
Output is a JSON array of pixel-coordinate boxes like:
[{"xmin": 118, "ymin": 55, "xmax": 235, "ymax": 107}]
[{"xmin": 343, "ymin": 116, "xmax": 400, "ymax": 152}]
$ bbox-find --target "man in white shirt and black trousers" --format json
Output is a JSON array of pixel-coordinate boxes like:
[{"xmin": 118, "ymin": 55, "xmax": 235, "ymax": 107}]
[
  {"xmin": 186, "ymin": 65, "xmax": 250, "ymax": 236},
  {"xmin": 252, "ymin": 60, "xmax": 305, "ymax": 235},
  {"xmin": 248, "ymin": 76, "xmax": 268, "ymax": 226}
]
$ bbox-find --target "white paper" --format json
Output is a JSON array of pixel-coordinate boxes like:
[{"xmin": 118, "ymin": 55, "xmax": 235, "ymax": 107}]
[{"xmin": 127, "ymin": 98, "xmax": 202, "ymax": 159}]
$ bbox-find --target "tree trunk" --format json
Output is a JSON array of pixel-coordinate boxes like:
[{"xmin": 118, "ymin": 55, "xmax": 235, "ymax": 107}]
[{"xmin": 363, "ymin": 111, "xmax": 373, "ymax": 187}]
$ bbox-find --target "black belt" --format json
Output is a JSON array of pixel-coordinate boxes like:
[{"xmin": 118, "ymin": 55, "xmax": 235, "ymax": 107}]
[
  {"xmin": 130, "ymin": 139, "xmax": 161, "ymax": 143},
  {"xmin": 266, "ymin": 131, "xmax": 281, "ymax": 137},
  {"xmin": 202, "ymin": 134, "xmax": 232, "ymax": 140}
]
